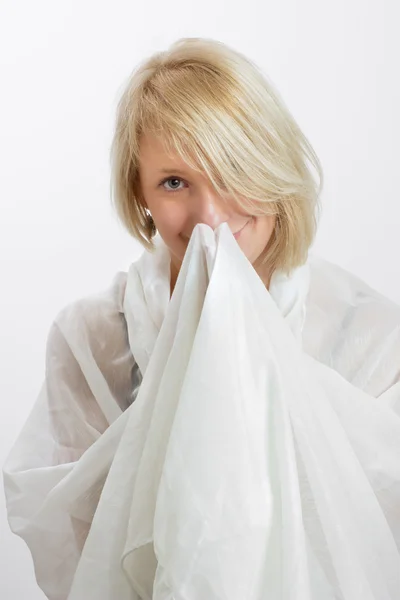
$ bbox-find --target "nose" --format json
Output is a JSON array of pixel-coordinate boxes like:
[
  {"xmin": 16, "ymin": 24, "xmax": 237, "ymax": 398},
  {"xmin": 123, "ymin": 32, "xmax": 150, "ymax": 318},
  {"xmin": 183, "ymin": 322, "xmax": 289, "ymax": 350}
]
[{"xmin": 189, "ymin": 185, "xmax": 230, "ymax": 231}]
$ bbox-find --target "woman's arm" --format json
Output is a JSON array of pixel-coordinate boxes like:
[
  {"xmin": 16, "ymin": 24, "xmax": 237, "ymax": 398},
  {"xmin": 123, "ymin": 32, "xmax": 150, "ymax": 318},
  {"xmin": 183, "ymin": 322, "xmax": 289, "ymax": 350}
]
[{"xmin": 2, "ymin": 273, "xmax": 136, "ymax": 600}]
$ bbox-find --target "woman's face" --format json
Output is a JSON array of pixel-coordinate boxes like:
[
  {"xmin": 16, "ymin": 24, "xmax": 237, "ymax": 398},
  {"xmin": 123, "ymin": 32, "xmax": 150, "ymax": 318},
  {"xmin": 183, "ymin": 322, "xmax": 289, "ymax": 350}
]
[{"xmin": 138, "ymin": 133, "xmax": 276, "ymax": 289}]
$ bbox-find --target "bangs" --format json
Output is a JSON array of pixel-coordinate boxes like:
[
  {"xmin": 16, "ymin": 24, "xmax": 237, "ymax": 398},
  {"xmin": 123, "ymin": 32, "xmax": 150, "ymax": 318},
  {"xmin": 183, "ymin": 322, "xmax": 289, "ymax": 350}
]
[
  {"xmin": 134, "ymin": 67, "xmax": 285, "ymax": 217},
  {"xmin": 110, "ymin": 37, "xmax": 323, "ymax": 273}
]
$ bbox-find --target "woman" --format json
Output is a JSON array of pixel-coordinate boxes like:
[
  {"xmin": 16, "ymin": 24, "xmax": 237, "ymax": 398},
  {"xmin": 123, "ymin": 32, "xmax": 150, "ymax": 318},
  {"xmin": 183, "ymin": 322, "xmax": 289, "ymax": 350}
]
[{"xmin": 3, "ymin": 37, "xmax": 400, "ymax": 600}]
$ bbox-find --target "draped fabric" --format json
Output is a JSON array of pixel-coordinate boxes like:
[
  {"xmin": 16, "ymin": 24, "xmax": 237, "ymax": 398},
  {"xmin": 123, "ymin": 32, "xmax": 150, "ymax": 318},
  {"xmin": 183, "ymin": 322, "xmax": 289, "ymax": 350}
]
[{"xmin": 3, "ymin": 223, "xmax": 400, "ymax": 599}]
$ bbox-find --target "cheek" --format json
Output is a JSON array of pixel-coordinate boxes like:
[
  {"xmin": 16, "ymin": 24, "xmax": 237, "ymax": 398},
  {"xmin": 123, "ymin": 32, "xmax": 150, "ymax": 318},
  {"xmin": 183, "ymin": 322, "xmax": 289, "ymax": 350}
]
[
  {"xmin": 249, "ymin": 215, "xmax": 275, "ymax": 243},
  {"xmin": 260, "ymin": 215, "xmax": 276, "ymax": 243},
  {"xmin": 244, "ymin": 215, "xmax": 276, "ymax": 259},
  {"xmin": 153, "ymin": 204, "xmax": 186, "ymax": 237}
]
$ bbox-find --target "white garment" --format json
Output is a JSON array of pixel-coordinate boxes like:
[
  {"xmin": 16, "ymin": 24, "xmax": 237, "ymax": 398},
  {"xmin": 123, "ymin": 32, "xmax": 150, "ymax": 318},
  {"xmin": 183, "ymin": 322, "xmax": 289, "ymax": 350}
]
[{"xmin": 3, "ymin": 223, "xmax": 400, "ymax": 600}]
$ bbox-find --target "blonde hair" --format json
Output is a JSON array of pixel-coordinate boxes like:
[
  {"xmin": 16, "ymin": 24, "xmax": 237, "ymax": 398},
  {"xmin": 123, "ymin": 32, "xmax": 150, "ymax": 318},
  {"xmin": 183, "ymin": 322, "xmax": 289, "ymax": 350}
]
[{"xmin": 110, "ymin": 37, "xmax": 323, "ymax": 276}]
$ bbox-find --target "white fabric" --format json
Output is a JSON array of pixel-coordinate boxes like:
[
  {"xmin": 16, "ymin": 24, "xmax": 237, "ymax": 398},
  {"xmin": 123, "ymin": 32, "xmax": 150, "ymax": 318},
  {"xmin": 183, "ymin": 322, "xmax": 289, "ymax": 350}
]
[{"xmin": 3, "ymin": 222, "xmax": 400, "ymax": 600}]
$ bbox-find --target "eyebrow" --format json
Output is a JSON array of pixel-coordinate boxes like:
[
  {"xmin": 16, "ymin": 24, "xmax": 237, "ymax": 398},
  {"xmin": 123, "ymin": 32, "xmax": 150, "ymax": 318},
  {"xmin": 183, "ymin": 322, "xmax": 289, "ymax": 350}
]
[{"xmin": 157, "ymin": 168, "xmax": 190, "ymax": 176}]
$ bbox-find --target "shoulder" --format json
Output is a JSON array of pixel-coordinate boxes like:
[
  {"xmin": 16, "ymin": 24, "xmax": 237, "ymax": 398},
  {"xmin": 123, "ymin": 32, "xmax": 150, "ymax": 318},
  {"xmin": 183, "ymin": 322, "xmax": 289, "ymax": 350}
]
[
  {"xmin": 48, "ymin": 269, "xmax": 131, "ymax": 369},
  {"xmin": 53, "ymin": 271, "xmax": 129, "ymax": 335},
  {"xmin": 307, "ymin": 254, "xmax": 400, "ymax": 325},
  {"xmin": 46, "ymin": 271, "xmax": 138, "ymax": 412},
  {"xmin": 303, "ymin": 255, "xmax": 400, "ymax": 395}
]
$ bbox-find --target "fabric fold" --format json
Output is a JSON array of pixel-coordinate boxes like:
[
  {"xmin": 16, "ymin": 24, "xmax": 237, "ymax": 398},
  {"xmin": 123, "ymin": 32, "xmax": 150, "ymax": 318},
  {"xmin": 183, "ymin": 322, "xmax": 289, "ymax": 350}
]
[{"xmin": 4, "ymin": 222, "xmax": 400, "ymax": 599}]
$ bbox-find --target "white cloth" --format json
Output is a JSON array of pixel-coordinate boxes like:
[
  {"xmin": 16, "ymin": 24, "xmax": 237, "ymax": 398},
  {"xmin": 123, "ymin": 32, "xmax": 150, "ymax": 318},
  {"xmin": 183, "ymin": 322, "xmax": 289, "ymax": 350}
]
[{"xmin": 3, "ymin": 222, "xmax": 400, "ymax": 600}]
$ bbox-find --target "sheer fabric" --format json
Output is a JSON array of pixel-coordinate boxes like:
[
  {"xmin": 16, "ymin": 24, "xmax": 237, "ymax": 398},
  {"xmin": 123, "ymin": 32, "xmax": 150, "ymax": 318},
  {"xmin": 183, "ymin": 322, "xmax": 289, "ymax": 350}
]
[{"xmin": 3, "ymin": 223, "xmax": 400, "ymax": 599}]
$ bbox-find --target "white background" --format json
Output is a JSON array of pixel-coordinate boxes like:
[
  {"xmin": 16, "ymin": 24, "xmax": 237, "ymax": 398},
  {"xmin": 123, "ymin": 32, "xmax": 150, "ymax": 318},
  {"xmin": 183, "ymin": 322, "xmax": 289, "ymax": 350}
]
[{"xmin": 0, "ymin": 0, "xmax": 399, "ymax": 597}]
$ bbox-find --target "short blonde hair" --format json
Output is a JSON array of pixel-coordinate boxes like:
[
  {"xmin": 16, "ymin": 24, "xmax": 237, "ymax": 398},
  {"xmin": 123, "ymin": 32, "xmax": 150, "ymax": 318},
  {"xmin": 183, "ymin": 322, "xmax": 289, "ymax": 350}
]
[{"xmin": 110, "ymin": 37, "xmax": 323, "ymax": 276}]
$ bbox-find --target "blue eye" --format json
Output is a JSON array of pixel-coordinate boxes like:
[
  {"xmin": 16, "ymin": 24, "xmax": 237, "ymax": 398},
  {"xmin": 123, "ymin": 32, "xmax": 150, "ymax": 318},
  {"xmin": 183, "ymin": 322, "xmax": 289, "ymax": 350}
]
[{"xmin": 160, "ymin": 177, "xmax": 185, "ymax": 192}]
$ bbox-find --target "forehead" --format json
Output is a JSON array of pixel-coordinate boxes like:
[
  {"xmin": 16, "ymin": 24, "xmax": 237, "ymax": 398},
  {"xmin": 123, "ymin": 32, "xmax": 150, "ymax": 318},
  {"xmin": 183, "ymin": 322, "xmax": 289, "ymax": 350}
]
[{"xmin": 139, "ymin": 133, "xmax": 189, "ymax": 171}]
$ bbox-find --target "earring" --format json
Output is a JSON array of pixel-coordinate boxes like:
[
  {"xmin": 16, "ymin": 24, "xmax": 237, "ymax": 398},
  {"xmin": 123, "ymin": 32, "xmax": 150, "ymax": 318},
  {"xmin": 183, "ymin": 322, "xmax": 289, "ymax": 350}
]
[
  {"xmin": 146, "ymin": 211, "xmax": 157, "ymax": 237},
  {"xmin": 149, "ymin": 215, "xmax": 156, "ymax": 237}
]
